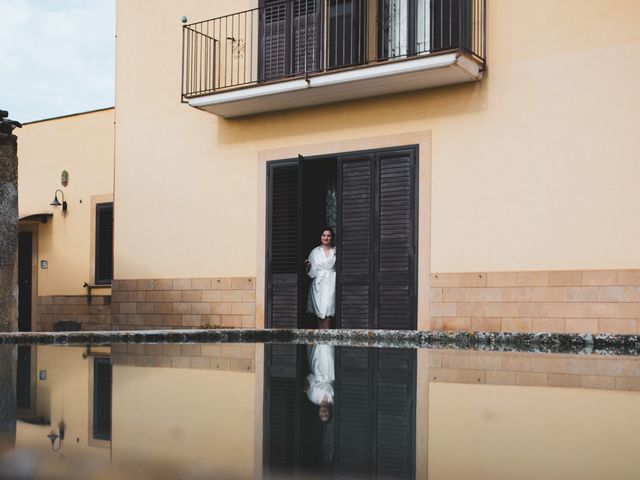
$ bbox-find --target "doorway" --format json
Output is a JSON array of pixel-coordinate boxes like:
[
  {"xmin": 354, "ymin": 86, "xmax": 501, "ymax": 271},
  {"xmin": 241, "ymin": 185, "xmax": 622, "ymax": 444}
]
[
  {"xmin": 17, "ymin": 231, "xmax": 33, "ymax": 411},
  {"xmin": 266, "ymin": 145, "xmax": 418, "ymax": 330}
]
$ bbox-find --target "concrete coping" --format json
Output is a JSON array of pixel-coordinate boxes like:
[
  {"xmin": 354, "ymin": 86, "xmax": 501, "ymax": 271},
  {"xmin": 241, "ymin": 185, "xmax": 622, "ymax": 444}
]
[{"xmin": 1, "ymin": 329, "xmax": 640, "ymax": 356}]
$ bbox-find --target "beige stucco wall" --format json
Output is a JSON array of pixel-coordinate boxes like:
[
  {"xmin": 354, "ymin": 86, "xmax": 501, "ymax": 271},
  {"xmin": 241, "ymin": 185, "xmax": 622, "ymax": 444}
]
[
  {"xmin": 111, "ymin": 365, "xmax": 255, "ymax": 478},
  {"xmin": 17, "ymin": 109, "xmax": 115, "ymax": 296},
  {"xmin": 114, "ymin": 1, "xmax": 640, "ymax": 283},
  {"xmin": 428, "ymin": 382, "xmax": 640, "ymax": 479}
]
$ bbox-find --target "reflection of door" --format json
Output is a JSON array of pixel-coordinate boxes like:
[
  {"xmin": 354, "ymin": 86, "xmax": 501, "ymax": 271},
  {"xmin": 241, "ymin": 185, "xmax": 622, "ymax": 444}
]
[
  {"xmin": 266, "ymin": 146, "xmax": 418, "ymax": 329},
  {"xmin": 17, "ymin": 231, "xmax": 33, "ymax": 410},
  {"xmin": 263, "ymin": 345, "xmax": 416, "ymax": 478}
]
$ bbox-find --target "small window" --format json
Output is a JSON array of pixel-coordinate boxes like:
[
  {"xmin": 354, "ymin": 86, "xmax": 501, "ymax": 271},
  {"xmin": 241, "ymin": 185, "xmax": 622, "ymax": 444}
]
[
  {"xmin": 95, "ymin": 203, "xmax": 113, "ymax": 284},
  {"xmin": 93, "ymin": 357, "xmax": 112, "ymax": 441}
]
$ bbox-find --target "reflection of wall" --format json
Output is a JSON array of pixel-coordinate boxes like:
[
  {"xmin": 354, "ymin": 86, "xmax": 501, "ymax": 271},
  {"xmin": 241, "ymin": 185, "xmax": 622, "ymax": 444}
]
[
  {"xmin": 428, "ymin": 383, "xmax": 640, "ymax": 479},
  {"xmin": 15, "ymin": 346, "xmax": 111, "ymax": 463},
  {"xmin": 111, "ymin": 365, "xmax": 255, "ymax": 478}
]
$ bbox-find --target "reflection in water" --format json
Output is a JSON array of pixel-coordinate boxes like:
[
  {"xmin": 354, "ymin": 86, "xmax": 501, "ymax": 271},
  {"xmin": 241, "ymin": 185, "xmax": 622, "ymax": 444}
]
[
  {"xmin": 305, "ymin": 344, "xmax": 335, "ymax": 422},
  {"xmin": 0, "ymin": 345, "xmax": 16, "ymax": 454}
]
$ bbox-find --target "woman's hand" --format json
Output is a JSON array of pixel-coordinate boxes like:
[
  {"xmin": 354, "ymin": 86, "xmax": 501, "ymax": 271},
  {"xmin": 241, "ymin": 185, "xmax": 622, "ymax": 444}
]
[{"xmin": 304, "ymin": 259, "xmax": 311, "ymax": 271}]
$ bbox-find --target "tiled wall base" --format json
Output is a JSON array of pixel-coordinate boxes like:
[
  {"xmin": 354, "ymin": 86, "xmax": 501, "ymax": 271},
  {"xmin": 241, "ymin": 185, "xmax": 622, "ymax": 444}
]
[
  {"xmin": 36, "ymin": 296, "xmax": 112, "ymax": 331},
  {"xmin": 430, "ymin": 270, "xmax": 640, "ymax": 334},
  {"xmin": 111, "ymin": 343, "xmax": 255, "ymax": 372},
  {"xmin": 429, "ymin": 350, "xmax": 640, "ymax": 391},
  {"xmin": 111, "ymin": 277, "xmax": 256, "ymax": 330}
]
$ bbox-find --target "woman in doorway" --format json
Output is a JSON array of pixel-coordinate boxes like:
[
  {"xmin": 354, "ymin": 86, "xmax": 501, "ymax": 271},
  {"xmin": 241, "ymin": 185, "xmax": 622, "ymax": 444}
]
[{"xmin": 305, "ymin": 227, "xmax": 336, "ymax": 329}]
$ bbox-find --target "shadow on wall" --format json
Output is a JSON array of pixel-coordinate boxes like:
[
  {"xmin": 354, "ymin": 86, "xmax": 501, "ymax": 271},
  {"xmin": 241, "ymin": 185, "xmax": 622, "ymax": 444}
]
[{"xmin": 215, "ymin": 79, "xmax": 488, "ymax": 146}]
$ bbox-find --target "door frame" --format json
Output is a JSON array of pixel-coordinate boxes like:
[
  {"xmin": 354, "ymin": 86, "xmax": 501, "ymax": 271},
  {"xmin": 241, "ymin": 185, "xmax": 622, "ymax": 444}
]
[{"xmin": 265, "ymin": 144, "xmax": 419, "ymax": 329}]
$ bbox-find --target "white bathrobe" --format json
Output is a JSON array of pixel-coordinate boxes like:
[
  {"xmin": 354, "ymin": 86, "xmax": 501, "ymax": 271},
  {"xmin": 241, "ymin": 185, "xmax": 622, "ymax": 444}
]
[
  {"xmin": 306, "ymin": 246, "xmax": 336, "ymax": 319},
  {"xmin": 306, "ymin": 344, "xmax": 335, "ymax": 405}
]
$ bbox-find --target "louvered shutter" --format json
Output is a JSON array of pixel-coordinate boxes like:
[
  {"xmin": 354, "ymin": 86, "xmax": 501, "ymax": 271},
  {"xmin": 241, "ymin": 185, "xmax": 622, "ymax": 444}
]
[
  {"xmin": 337, "ymin": 153, "xmax": 373, "ymax": 329},
  {"xmin": 375, "ymin": 150, "xmax": 417, "ymax": 330},
  {"xmin": 293, "ymin": 0, "xmax": 320, "ymax": 74},
  {"xmin": 431, "ymin": 0, "xmax": 472, "ymax": 51},
  {"xmin": 335, "ymin": 347, "xmax": 372, "ymax": 477},
  {"xmin": 375, "ymin": 348, "xmax": 416, "ymax": 479},
  {"xmin": 264, "ymin": 344, "xmax": 300, "ymax": 476},
  {"xmin": 93, "ymin": 357, "xmax": 112, "ymax": 440},
  {"xmin": 95, "ymin": 203, "xmax": 113, "ymax": 285},
  {"xmin": 262, "ymin": 0, "xmax": 290, "ymax": 80},
  {"xmin": 267, "ymin": 162, "xmax": 300, "ymax": 328}
]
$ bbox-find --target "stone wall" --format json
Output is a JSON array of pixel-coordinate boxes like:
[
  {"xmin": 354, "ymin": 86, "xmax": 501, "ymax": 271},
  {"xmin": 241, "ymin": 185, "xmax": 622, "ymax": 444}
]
[
  {"xmin": 430, "ymin": 270, "xmax": 640, "ymax": 334},
  {"xmin": 36, "ymin": 295, "xmax": 112, "ymax": 331},
  {"xmin": 111, "ymin": 277, "xmax": 256, "ymax": 330}
]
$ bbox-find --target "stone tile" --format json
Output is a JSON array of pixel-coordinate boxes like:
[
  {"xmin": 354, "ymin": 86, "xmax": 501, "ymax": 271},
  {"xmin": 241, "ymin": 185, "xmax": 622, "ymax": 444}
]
[
  {"xmin": 617, "ymin": 271, "xmax": 640, "ymax": 285},
  {"xmin": 430, "ymin": 273, "xmax": 458, "ymax": 288},
  {"xmin": 548, "ymin": 373, "xmax": 580, "ymax": 388},
  {"xmin": 163, "ymin": 344, "xmax": 182, "ymax": 355},
  {"xmin": 583, "ymin": 303, "xmax": 617, "ymax": 318},
  {"xmin": 596, "ymin": 286, "xmax": 626, "ymax": 302},
  {"xmin": 566, "ymin": 358, "xmax": 598, "ymax": 375},
  {"xmin": 39, "ymin": 297, "xmax": 53, "ymax": 305},
  {"xmin": 615, "ymin": 377, "xmax": 640, "ymax": 391},
  {"xmin": 137, "ymin": 303, "xmax": 154, "ymax": 314},
  {"xmin": 582, "ymin": 270, "xmax": 617, "ymax": 286},
  {"xmin": 128, "ymin": 291, "xmax": 145, "ymax": 302},
  {"xmin": 154, "ymin": 356, "xmax": 172, "ymax": 368},
  {"xmin": 502, "ymin": 287, "xmax": 532, "ymax": 302},
  {"xmin": 241, "ymin": 290, "xmax": 256, "ymax": 302},
  {"xmin": 442, "ymin": 317, "xmax": 471, "ymax": 331},
  {"xmin": 597, "ymin": 359, "xmax": 640, "ymax": 377},
  {"xmin": 532, "ymin": 317, "xmax": 565, "ymax": 333},
  {"xmin": 441, "ymin": 288, "xmax": 470, "ymax": 303},
  {"xmin": 429, "ymin": 288, "xmax": 444, "ymax": 302},
  {"xmin": 135, "ymin": 356, "xmax": 154, "ymax": 367},
  {"xmin": 617, "ymin": 303, "xmax": 640, "ymax": 319},
  {"xmin": 145, "ymin": 314, "xmax": 163, "ymax": 326},
  {"xmin": 171, "ymin": 356, "xmax": 191, "ymax": 369},
  {"xmin": 457, "ymin": 273, "xmax": 487, "ymax": 288},
  {"xmin": 145, "ymin": 290, "xmax": 164, "ymax": 302},
  {"xmin": 143, "ymin": 344, "xmax": 164, "ymax": 355},
  {"xmin": 183, "ymin": 290, "xmax": 202, "ymax": 302},
  {"xmin": 154, "ymin": 279, "xmax": 173, "ymax": 290},
  {"xmin": 242, "ymin": 315, "xmax": 256, "ymax": 328},
  {"xmin": 220, "ymin": 345, "xmax": 243, "ymax": 359},
  {"xmin": 222, "ymin": 290, "xmax": 243, "ymax": 303},
  {"xmin": 173, "ymin": 303, "xmax": 192, "ymax": 314},
  {"xmin": 548, "ymin": 271, "xmax": 582, "ymax": 286},
  {"xmin": 468, "ymin": 288, "xmax": 502, "ymax": 302},
  {"xmin": 182, "ymin": 315, "xmax": 202, "ymax": 327},
  {"xmin": 428, "ymin": 368, "xmax": 458, "ymax": 382},
  {"xmin": 441, "ymin": 353, "xmax": 473, "ymax": 369},
  {"xmin": 470, "ymin": 317, "xmax": 501, "ymax": 332},
  {"xmin": 231, "ymin": 278, "xmax": 254, "ymax": 290},
  {"xmin": 200, "ymin": 344, "xmax": 221, "ymax": 356},
  {"xmin": 566, "ymin": 287, "xmax": 599, "ymax": 302},
  {"xmin": 486, "ymin": 272, "xmax": 517, "ymax": 287},
  {"xmin": 515, "ymin": 372, "xmax": 548, "ymax": 386},
  {"xmin": 516, "ymin": 272, "xmax": 549, "ymax": 286},
  {"xmin": 230, "ymin": 358, "xmax": 254, "ymax": 372},
  {"xmin": 502, "ymin": 317, "xmax": 531, "ymax": 332},
  {"xmin": 501, "ymin": 355, "xmax": 531, "ymax": 372},
  {"xmin": 191, "ymin": 278, "xmax": 212, "ymax": 290},
  {"xmin": 211, "ymin": 303, "xmax": 232, "ymax": 314},
  {"xmin": 486, "ymin": 370, "xmax": 516, "ymax": 385},
  {"xmin": 429, "ymin": 318, "xmax": 443, "ymax": 330},
  {"xmin": 531, "ymin": 357, "xmax": 566, "ymax": 374},
  {"xmin": 190, "ymin": 356, "xmax": 212, "ymax": 369},
  {"xmin": 136, "ymin": 279, "xmax": 155, "ymax": 291},
  {"xmin": 173, "ymin": 278, "xmax": 192, "ymax": 290},
  {"xmin": 192, "ymin": 303, "xmax": 211, "ymax": 314},
  {"xmin": 163, "ymin": 290, "xmax": 182, "ymax": 302},
  {"xmin": 120, "ymin": 303, "xmax": 136, "ymax": 314},
  {"xmin": 531, "ymin": 287, "xmax": 567, "ymax": 302},
  {"xmin": 202, "ymin": 314, "xmax": 222, "ymax": 327},
  {"xmin": 565, "ymin": 317, "xmax": 598, "ymax": 333},
  {"xmin": 212, "ymin": 358, "xmax": 231, "ymax": 370},
  {"xmin": 118, "ymin": 280, "xmax": 137, "ymax": 291},
  {"xmin": 598, "ymin": 318, "xmax": 635, "ymax": 334},
  {"xmin": 456, "ymin": 303, "xmax": 485, "ymax": 317},
  {"xmin": 202, "ymin": 290, "xmax": 222, "ymax": 302},
  {"xmin": 112, "ymin": 291, "xmax": 128, "ymax": 303},
  {"xmin": 546, "ymin": 303, "xmax": 582, "ymax": 318},
  {"xmin": 430, "ymin": 303, "xmax": 457, "ymax": 317},
  {"xmin": 428, "ymin": 353, "xmax": 443, "ymax": 368},
  {"xmin": 181, "ymin": 345, "xmax": 202, "ymax": 356},
  {"xmin": 211, "ymin": 278, "xmax": 232, "ymax": 290},
  {"xmin": 455, "ymin": 369, "xmax": 485, "ymax": 384},
  {"xmin": 155, "ymin": 303, "xmax": 173, "ymax": 314},
  {"xmin": 580, "ymin": 375, "xmax": 615, "ymax": 390},
  {"xmin": 486, "ymin": 303, "xmax": 518, "ymax": 317}
]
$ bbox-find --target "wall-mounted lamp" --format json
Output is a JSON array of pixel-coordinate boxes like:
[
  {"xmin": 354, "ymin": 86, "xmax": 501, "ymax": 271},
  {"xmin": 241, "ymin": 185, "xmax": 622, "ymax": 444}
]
[
  {"xmin": 50, "ymin": 189, "xmax": 67, "ymax": 213},
  {"xmin": 47, "ymin": 421, "xmax": 65, "ymax": 451}
]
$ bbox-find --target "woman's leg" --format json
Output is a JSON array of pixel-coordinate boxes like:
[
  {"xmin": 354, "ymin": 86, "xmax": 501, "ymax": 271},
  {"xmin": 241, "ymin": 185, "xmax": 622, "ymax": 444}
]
[{"xmin": 318, "ymin": 316, "xmax": 331, "ymax": 329}]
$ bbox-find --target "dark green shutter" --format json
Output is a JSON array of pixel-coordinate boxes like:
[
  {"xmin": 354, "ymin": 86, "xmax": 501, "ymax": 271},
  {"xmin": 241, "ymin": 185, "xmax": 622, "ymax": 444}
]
[
  {"xmin": 95, "ymin": 203, "xmax": 113, "ymax": 285},
  {"xmin": 93, "ymin": 357, "xmax": 112, "ymax": 440}
]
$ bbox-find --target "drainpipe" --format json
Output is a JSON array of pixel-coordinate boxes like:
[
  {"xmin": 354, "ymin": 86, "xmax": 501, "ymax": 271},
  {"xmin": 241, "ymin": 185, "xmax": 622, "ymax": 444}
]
[{"xmin": 0, "ymin": 109, "xmax": 19, "ymax": 453}]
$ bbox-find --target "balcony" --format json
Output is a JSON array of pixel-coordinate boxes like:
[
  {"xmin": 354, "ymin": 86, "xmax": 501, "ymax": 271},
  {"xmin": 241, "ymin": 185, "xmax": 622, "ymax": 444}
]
[{"xmin": 182, "ymin": 0, "xmax": 486, "ymax": 118}]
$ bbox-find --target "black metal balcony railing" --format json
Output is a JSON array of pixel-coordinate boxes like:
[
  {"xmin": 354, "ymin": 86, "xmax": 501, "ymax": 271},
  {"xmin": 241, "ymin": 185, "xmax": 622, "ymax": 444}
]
[{"xmin": 182, "ymin": 0, "xmax": 485, "ymax": 100}]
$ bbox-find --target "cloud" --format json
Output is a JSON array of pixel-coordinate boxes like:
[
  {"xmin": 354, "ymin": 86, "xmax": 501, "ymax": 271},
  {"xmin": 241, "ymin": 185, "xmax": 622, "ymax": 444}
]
[{"xmin": 0, "ymin": 0, "xmax": 115, "ymax": 122}]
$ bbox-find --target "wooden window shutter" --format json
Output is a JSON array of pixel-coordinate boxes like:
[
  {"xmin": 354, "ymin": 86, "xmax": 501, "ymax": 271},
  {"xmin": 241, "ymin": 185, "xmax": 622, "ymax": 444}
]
[
  {"xmin": 93, "ymin": 357, "xmax": 112, "ymax": 440},
  {"xmin": 95, "ymin": 202, "xmax": 113, "ymax": 285},
  {"xmin": 431, "ymin": 0, "xmax": 472, "ymax": 51},
  {"xmin": 375, "ymin": 149, "xmax": 417, "ymax": 330},
  {"xmin": 261, "ymin": 0, "xmax": 290, "ymax": 80},
  {"xmin": 337, "ymin": 153, "xmax": 374, "ymax": 329},
  {"xmin": 293, "ymin": 0, "xmax": 320, "ymax": 75},
  {"xmin": 267, "ymin": 162, "xmax": 300, "ymax": 328}
]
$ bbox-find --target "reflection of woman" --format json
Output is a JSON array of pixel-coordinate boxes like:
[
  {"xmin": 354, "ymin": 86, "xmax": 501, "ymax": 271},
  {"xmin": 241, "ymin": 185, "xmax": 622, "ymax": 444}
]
[
  {"xmin": 305, "ymin": 344, "xmax": 334, "ymax": 422},
  {"xmin": 305, "ymin": 227, "xmax": 336, "ymax": 329}
]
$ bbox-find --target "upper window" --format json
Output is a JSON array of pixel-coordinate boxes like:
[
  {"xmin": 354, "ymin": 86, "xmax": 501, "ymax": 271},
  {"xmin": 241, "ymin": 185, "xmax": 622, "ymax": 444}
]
[{"xmin": 95, "ymin": 202, "xmax": 113, "ymax": 285}]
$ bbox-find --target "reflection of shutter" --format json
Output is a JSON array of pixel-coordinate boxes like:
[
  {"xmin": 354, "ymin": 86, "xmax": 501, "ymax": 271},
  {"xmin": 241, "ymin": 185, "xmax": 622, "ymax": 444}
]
[
  {"xmin": 95, "ymin": 203, "xmax": 113, "ymax": 284},
  {"xmin": 376, "ymin": 150, "xmax": 417, "ymax": 330},
  {"xmin": 335, "ymin": 347, "xmax": 372, "ymax": 477},
  {"xmin": 293, "ymin": 0, "xmax": 320, "ymax": 74},
  {"xmin": 262, "ymin": 0, "xmax": 289, "ymax": 80},
  {"xmin": 264, "ymin": 344, "xmax": 300, "ymax": 476},
  {"xmin": 93, "ymin": 357, "xmax": 112, "ymax": 440},
  {"xmin": 431, "ymin": 0, "xmax": 472, "ymax": 51},
  {"xmin": 375, "ymin": 348, "xmax": 416, "ymax": 479},
  {"xmin": 268, "ymin": 162, "xmax": 299, "ymax": 328},
  {"xmin": 338, "ymin": 154, "xmax": 373, "ymax": 329}
]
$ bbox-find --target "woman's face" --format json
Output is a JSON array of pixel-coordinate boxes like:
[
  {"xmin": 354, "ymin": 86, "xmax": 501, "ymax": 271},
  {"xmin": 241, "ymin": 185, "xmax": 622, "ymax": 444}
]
[
  {"xmin": 320, "ymin": 230, "xmax": 333, "ymax": 246},
  {"xmin": 319, "ymin": 405, "xmax": 330, "ymax": 422}
]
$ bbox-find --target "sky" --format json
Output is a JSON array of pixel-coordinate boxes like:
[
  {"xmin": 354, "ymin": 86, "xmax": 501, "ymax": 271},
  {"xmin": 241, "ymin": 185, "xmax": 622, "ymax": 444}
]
[{"xmin": 0, "ymin": 0, "xmax": 115, "ymax": 123}]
